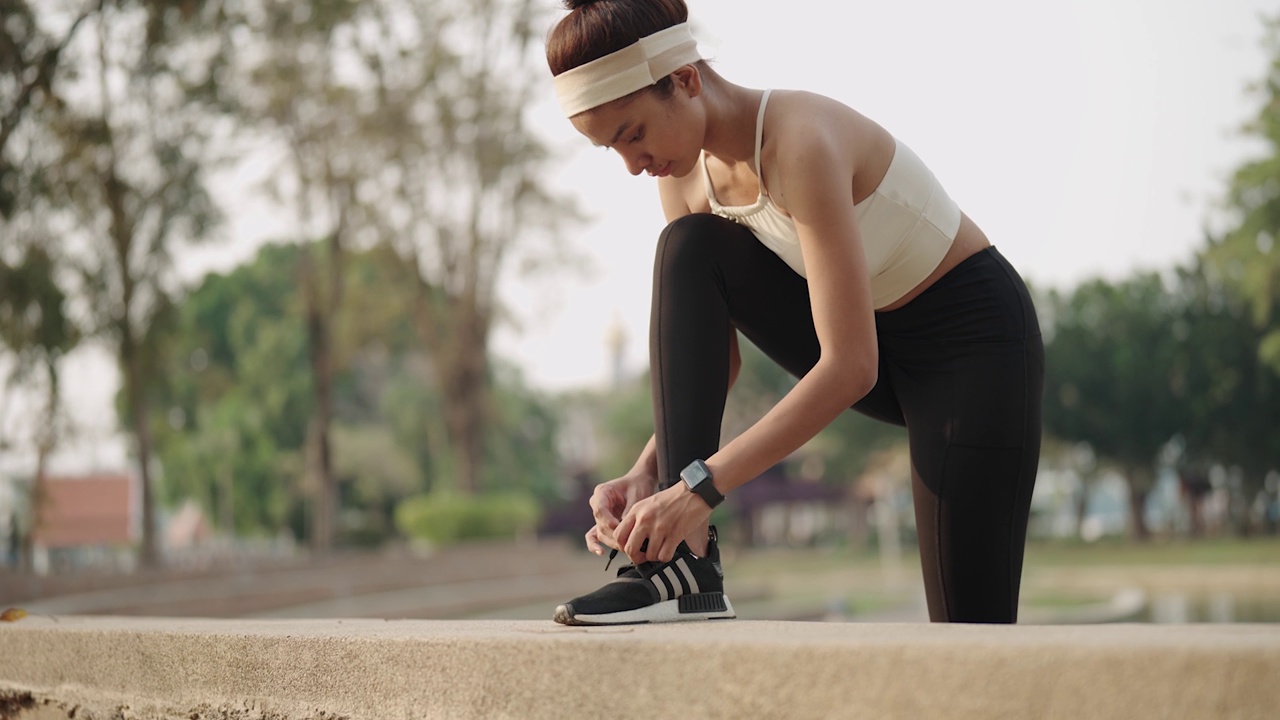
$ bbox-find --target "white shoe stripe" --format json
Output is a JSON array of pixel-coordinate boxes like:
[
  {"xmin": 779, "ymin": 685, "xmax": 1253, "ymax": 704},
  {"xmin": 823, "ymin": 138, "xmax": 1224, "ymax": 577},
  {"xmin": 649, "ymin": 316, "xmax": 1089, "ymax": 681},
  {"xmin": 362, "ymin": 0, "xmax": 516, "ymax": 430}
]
[
  {"xmin": 676, "ymin": 558, "xmax": 699, "ymax": 595},
  {"xmin": 650, "ymin": 574, "xmax": 668, "ymax": 601},
  {"xmin": 662, "ymin": 566, "xmax": 682, "ymax": 597}
]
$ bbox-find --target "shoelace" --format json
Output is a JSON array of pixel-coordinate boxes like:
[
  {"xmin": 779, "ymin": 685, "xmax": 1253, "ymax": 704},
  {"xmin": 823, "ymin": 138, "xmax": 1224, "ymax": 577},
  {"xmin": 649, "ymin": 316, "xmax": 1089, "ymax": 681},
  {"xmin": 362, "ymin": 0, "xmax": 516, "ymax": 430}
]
[
  {"xmin": 605, "ymin": 540, "xmax": 688, "ymax": 580},
  {"xmin": 605, "ymin": 537, "xmax": 649, "ymax": 572},
  {"xmin": 603, "ymin": 527, "xmax": 718, "ymax": 571}
]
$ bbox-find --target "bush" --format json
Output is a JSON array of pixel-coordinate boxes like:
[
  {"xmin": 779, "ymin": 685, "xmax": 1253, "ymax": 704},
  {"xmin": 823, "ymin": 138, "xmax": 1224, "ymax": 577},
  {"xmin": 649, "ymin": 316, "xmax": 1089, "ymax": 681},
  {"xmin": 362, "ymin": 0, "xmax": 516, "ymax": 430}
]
[{"xmin": 394, "ymin": 492, "xmax": 542, "ymax": 546}]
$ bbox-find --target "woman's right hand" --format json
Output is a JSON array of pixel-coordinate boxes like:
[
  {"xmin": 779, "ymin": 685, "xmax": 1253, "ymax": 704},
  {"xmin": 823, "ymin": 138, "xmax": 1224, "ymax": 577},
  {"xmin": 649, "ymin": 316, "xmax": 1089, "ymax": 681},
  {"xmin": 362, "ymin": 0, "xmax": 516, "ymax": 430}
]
[{"xmin": 585, "ymin": 472, "xmax": 658, "ymax": 556}]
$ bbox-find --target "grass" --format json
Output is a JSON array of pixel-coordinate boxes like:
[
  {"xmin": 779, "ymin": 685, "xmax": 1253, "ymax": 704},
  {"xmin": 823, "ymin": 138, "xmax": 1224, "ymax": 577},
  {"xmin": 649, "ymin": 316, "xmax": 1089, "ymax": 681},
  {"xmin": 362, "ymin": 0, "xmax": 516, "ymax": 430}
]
[
  {"xmin": 719, "ymin": 535, "xmax": 1280, "ymax": 620},
  {"xmin": 726, "ymin": 535, "xmax": 1280, "ymax": 577},
  {"xmin": 1019, "ymin": 591, "xmax": 1111, "ymax": 609},
  {"xmin": 1023, "ymin": 535, "xmax": 1280, "ymax": 567}
]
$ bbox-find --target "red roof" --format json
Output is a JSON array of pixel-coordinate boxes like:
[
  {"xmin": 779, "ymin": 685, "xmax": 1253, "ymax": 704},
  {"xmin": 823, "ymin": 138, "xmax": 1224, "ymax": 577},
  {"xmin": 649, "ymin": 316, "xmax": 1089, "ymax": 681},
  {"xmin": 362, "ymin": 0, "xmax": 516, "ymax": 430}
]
[{"xmin": 30, "ymin": 473, "xmax": 135, "ymax": 548}]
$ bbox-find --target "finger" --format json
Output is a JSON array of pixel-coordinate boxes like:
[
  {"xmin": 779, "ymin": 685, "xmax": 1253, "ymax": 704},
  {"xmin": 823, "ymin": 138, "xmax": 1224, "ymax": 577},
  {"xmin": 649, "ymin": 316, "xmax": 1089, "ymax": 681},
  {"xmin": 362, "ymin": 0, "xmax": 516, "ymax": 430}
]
[
  {"xmin": 595, "ymin": 523, "xmax": 621, "ymax": 551},
  {"xmin": 625, "ymin": 531, "xmax": 650, "ymax": 565},
  {"xmin": 593, "ymin": 506, "xmax": 620, "ymax": 531},
  {"xmin": 617, "ymin": 513, "xmax": 641, "ymax": 561},
  {"xmin": 657, "ymin": 536, "xmax": 679, "ymax": 563},
  {"xmin": 590, "ymin": 489, "xmax": 621, "ymax": 529},
  {"xmin": 585, "ymin": 527, "xmax": 606, "ymax": 556}
]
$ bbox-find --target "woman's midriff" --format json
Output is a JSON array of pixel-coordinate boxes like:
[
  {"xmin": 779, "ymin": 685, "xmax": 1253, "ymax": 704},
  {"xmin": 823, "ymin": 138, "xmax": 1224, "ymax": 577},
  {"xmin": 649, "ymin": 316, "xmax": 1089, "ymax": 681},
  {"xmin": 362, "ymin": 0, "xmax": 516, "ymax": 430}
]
[{"xmin": 876, "ymin": 212, "xmax": 991, "ymax": 312}]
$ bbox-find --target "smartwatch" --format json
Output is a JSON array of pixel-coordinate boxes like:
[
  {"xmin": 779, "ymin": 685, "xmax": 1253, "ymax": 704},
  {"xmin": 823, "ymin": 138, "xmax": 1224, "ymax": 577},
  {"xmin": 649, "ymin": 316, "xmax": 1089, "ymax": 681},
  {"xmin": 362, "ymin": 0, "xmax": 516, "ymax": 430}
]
[{"xmin": 680, "ymin": 459, "xmax": 725, "ymax": 509}]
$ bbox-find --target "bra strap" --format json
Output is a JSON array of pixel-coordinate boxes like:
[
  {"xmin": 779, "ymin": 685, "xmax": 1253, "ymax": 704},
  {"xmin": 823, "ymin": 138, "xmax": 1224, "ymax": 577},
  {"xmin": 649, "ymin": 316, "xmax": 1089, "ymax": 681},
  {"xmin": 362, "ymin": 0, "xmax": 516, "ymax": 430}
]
[{"xmin": 754, "ymin": 89, "xmax": 772, "ymax": 195}]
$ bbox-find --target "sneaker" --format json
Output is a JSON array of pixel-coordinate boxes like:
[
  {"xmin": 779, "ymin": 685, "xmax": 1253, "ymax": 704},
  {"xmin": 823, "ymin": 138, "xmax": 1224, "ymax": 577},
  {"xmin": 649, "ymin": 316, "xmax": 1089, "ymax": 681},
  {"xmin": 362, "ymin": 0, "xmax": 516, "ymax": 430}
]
[{"xmin": 553, "ymin": 527, "xmax": 736, "ymax": 625}]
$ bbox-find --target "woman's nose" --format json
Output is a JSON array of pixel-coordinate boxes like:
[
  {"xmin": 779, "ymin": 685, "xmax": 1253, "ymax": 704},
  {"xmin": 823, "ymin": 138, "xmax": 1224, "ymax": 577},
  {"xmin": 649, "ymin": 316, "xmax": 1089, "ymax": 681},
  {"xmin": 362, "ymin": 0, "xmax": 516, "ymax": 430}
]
[{"xmin": 623, "ymin": 151, "xmax": 649, "ymax": 176}]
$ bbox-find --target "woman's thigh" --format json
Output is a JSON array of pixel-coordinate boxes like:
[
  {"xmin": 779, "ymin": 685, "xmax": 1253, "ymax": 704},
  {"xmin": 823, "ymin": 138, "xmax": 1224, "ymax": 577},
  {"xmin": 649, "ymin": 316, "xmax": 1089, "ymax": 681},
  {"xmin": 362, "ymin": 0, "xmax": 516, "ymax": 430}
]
[{"xmin": 882, "ymin": 248, "xmax": 1045, "ymax": 622}]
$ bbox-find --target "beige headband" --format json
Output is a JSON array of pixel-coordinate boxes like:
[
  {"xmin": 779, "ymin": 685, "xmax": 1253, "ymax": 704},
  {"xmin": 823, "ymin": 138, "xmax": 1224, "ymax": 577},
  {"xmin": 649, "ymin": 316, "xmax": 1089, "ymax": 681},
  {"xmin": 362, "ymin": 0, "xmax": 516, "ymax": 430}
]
[{"xmin": 553, "ymin": 22, "xmax": 701, "ymax": 117}]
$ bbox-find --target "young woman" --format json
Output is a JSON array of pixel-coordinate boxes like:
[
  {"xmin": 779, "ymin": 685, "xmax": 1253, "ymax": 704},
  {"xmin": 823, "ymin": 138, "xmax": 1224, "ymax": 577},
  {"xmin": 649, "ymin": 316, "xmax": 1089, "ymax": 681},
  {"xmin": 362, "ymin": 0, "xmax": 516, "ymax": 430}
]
[{"xmin": 547, "ymin": 0, "xmax": 1044, "ymax": 625}]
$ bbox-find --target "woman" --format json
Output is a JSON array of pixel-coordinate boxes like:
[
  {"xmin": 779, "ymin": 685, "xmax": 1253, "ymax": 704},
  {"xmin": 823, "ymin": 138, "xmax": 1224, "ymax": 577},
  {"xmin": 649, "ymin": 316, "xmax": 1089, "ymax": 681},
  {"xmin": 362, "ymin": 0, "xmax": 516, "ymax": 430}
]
[{"xmin": 547, "ymin": 0, "xmax": 1043, "ymax": 625}]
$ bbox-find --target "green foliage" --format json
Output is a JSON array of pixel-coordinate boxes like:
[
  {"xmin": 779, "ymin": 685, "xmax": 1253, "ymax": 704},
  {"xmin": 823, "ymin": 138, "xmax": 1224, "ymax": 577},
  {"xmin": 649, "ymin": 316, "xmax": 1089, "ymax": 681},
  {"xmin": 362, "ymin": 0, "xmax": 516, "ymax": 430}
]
[
  {"xmin": 146, "ymin": 239, "xmax": 564, "ymax": 542},
  {"xmin": 1042, "ymin": 274, "xmax": 1186, "ymax": 477},
  {"xmin": 484, "ymin": 362, "xmax": 563, "ymax": 501},
  {"xmin": 394, "ymin": 492, "xmax": 541, "ymax": 546},
  {"xmin": 0, "ymin": 246, "xmax": 77, "ymax": 364},
  {"xmin": 1041, "ymin": 257, "xmax": 1280, "ymax": 533},
  {"xmin": 1172, "ymin": 261, "xmax": 1280, "ymax": 484},
  {"xmin": 598, "ymin": 375, "xmax": 655, "ymax": 481},
  {"xmin": 1207, "ymin": 16, "xmax": 1280, "ymax": 375}
]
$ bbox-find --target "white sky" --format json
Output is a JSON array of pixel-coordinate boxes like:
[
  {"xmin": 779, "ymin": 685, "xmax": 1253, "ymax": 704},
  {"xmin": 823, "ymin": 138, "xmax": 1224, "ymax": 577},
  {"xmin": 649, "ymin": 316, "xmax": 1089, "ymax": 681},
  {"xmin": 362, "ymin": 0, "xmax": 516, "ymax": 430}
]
[
  {"xmin": 500, "ymin": 0, "xmax": 1278, "ymax": 389},
  {"xmin": 3, "ymin": 0, "xmax": 1276, "ymax": 473}
]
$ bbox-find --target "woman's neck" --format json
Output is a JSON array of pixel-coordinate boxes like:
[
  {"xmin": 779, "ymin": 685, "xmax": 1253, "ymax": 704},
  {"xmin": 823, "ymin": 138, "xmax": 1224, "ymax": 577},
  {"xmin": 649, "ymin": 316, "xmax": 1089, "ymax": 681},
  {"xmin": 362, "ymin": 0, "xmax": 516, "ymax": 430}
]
[{"xmin": 699, "ymin": 72, "xmax": 764, "ymax": 168}]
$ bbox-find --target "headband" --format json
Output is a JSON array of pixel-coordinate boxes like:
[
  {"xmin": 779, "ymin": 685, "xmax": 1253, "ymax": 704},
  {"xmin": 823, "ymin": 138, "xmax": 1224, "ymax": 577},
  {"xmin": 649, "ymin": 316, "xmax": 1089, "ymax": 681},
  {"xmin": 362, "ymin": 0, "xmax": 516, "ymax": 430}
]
[{"xmin": 553, "ymin": 22, "xmax": 701, "ymax": 117}]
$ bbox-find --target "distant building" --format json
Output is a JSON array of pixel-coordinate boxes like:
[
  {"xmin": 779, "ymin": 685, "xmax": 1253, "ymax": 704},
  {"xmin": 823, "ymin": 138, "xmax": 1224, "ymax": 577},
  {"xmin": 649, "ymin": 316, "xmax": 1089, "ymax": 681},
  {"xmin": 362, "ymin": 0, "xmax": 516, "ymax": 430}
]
[
  {"xmin": 731, "ymin": 464, "xmax": 854, "ymax": 547},
  {"xmin": 29, "ymin": 471, "xmax": 141, "ymax": 574}
]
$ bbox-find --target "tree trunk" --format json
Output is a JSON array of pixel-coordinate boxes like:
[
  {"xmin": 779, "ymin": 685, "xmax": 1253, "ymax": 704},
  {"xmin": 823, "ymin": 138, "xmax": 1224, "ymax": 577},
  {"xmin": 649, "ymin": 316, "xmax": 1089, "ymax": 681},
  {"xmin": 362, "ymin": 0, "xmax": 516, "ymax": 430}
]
[
  {"xmin": 407, "ymin": 269, "xmax": 490, "ymax": 496},
  {"xmin": 1075, "ymin": 478, "xmax": 1091, "ymax": 539},
  {"xmin": 1126, "ymin": 465, "xmax": 1152, "ymax": 541},
  {"xmin": 301, "ymin": 242, "xmax": 336, "ymax": 553},
  {"xmin": 22, "ymin": 437, "xmax": 50, "ymax": 572},
  {"xmin": 124, "ymin": 331, "xmax": 160, "ymax": 566},
  {"xmin": 22, "ymin": 359, "xmax": 61, "ymax": 570},
  {"xmin": 442, "ymin": 320, "xmax": 488, "ymax": 495}
]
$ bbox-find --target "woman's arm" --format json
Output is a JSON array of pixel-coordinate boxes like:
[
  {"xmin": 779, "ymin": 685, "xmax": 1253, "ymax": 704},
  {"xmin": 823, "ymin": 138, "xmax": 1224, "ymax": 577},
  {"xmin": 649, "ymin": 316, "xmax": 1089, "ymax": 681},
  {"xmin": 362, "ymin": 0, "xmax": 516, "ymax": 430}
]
[
  {"xmin": 616, "ymin": 108, "xmax": 878, "ymax": 562},
  {"xmin": 705, "ymin": 110, "xmax": 878, "ymax": 495}
]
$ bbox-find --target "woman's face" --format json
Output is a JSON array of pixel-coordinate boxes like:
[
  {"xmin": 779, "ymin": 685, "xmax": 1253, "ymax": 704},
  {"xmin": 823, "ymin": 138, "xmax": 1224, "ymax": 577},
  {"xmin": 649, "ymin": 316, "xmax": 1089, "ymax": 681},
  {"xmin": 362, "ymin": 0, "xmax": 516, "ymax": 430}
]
[{"xmin": 570, "ymin": 71, "xmax": 704, "ymax": 179}]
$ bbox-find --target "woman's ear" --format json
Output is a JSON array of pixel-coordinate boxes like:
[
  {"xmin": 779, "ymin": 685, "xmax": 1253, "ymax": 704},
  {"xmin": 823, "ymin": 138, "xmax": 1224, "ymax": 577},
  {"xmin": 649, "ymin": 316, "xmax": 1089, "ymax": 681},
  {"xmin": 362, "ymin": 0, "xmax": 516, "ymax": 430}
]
[{"xmin": 671, "ymin": 64, "xmax": 702, "ymax": 98}]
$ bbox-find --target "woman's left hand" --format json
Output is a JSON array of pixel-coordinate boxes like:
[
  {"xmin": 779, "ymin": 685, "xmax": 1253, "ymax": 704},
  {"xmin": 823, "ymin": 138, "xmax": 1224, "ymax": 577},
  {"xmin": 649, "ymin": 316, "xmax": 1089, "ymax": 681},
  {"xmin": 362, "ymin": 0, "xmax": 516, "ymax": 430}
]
[{"xmin": 614, "ymin": 483, "xmax": 713, "ymax": 563}]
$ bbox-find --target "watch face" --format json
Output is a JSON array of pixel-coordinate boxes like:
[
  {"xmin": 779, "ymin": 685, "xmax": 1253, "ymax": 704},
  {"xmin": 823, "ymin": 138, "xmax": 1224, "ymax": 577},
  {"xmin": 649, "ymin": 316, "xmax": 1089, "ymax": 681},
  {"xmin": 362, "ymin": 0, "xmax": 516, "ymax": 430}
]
[{"xmin": 682, "ymin": 460, "xmax": 710, "ymax": 487}]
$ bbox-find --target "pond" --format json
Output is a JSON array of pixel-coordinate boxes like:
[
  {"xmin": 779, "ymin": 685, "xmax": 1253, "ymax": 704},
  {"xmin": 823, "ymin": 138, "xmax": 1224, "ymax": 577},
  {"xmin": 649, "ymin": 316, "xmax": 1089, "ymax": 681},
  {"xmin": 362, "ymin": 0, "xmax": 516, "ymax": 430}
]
[{"xmin": 1142, "ymin": 592, "xmax": 1280, "ymax": 624}]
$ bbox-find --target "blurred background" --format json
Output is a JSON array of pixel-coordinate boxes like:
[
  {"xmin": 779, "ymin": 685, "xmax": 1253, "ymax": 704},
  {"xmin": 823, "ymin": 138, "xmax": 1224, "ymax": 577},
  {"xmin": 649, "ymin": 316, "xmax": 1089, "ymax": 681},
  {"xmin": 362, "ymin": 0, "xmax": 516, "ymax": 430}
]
[{"xmin": 1, "ymin": 0, "xmax": 1277, "ymax": 624}]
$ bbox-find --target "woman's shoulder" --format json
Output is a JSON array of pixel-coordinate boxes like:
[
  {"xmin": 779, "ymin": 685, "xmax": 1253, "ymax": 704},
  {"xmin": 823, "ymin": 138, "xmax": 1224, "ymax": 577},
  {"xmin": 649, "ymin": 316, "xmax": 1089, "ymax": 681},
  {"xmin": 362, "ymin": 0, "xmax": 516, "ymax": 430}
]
[
  {"xmin": 763, "ymin": 90, "xmax": 894, "ymax": 183},
  {"xmin": 766, "ymin": 90, "xmax": 882, "ymax": 150}
]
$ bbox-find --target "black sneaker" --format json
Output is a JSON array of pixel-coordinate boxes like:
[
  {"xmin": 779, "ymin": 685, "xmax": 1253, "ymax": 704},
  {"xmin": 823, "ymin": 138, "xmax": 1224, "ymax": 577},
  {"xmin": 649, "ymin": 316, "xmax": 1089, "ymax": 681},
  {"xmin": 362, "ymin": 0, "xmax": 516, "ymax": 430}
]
[{"xmin": 553, "ymin": 528, "xmax": 736, "ymax": 625}]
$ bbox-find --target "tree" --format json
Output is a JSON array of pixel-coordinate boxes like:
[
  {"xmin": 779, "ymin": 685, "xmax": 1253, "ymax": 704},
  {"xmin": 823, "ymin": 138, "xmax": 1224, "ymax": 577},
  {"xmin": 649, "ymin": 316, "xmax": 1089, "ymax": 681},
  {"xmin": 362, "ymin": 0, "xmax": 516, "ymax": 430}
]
[
  {"xmin": 1, "ymin": 2, "xmax": 94, "ymax": 567},
  {"xmin": 1196, "ymin": 15, "xmax": 1280, "ymax": 532},
  {"xmin": 228, "ymin": 0, "xmax": 373, "ymax": 552},
  {"xmin": 27, "ymin": 0, "xmax": 229, "ymax": 565},
  {"xmin": 222, "ymin": 0, "xmax": 579, "ymax": 508},
  {"xmin": 351, "ymin": 0, "xmax": 581, "ymax": 494},
  {"xmin": 148, "ymin": 240, "xmax": 564, "ymax": 543},
  {"xmin": 0, "ymin": 0, "xmax": 94, "ymax": 213},
  {"xmin": 149, "ymin": 242, "xmax": 314, "ymax": 537},
  {"xmin": 1042, "ymin": 275, "xmax": 1187, "ymax": 539},
  {"xmin": 1173, "ymin": 258, "xmax": 1280, "ymax": 533},
  {"xmin": 1207, "ymin": 15, "xmax": 1280, "ymax": 376},
  {"xmin": 0, "ymin": 246, "xmax": 78, "ymax": 568}
]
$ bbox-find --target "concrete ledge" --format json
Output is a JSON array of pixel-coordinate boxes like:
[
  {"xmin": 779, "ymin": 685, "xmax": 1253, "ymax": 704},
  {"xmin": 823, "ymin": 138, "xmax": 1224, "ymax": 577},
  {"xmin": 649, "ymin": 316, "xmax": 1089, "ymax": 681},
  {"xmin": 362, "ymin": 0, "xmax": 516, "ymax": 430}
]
[{"xmin": 2, "ymin": 617, "xmax": 1279, "ymax": 719}]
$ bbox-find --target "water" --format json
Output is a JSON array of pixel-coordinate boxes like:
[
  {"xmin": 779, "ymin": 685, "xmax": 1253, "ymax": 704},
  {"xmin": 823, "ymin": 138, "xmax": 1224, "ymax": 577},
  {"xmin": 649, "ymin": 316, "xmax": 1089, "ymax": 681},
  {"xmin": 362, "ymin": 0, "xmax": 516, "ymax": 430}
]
[{"xmin": 1142, "ymin": 592, "xmax": 1280, "ymax": 624}]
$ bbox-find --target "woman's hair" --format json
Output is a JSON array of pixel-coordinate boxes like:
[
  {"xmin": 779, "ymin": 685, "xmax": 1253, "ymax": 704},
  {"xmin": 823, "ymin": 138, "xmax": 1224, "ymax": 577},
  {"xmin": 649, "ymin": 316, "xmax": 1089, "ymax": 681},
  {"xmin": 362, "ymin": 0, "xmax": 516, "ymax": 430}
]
[{"xmin": 547, "ymin": 0, "xmax": 690, "ymax": 99}]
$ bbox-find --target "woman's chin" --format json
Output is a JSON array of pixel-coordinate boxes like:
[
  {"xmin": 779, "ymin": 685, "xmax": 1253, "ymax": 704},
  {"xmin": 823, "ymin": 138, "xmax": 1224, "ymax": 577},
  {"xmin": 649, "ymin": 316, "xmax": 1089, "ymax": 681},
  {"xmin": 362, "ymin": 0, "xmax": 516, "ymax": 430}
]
[{"xmin": 671, "ymin": 160, "xmax": 696, "ymax": 179}]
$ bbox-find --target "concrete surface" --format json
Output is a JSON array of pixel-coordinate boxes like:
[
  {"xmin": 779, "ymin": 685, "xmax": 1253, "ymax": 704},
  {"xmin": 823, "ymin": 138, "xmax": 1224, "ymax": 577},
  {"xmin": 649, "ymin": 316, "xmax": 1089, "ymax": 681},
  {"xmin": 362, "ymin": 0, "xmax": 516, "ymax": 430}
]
[{"xmin": 2, "ymin": 616, "xmax": 1279, "ymax": 719}]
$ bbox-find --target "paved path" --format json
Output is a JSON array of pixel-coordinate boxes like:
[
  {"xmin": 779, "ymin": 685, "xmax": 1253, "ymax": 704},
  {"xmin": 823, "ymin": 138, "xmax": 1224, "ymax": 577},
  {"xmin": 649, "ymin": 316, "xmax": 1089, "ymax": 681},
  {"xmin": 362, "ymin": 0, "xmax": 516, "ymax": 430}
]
[
  {"xmin": 3, "ymin": 617, "xmax": 1278, "ymax": 720},
  {"xmin": 9, "ymin": 539, "xmax": 605, "ymax": 619}
]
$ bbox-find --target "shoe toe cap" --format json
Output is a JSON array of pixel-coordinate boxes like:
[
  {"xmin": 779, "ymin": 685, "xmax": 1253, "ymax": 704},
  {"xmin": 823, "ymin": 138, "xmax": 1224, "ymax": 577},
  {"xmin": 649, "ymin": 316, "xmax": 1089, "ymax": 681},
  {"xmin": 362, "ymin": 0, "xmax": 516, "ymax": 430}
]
[{"xmin": 552, "ymin": 603, "xmax": 575, "ymax": 625}]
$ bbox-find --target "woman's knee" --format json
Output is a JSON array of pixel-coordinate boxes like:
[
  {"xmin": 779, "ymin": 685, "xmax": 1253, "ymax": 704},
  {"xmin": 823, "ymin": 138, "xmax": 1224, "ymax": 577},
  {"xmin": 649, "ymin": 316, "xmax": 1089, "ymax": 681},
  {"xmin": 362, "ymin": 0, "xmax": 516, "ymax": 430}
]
[{"xmin": 655, "ymin": 213, "xmax": 746, "ymax": 277}]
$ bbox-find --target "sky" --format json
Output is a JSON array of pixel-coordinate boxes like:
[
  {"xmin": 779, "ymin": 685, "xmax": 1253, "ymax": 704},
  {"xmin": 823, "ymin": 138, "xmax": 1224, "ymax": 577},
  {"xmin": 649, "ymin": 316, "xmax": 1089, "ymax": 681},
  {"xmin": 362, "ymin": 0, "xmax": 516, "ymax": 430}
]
[{"xmin": 2, "ymin": 0, "xmax": 1277, "ymax": 474}]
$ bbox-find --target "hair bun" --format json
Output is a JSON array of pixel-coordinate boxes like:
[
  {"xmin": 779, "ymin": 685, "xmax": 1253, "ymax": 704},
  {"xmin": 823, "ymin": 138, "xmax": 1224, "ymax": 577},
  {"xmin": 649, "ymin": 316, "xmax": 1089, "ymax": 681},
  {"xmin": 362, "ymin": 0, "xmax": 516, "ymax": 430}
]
[{"xmin": 563, "ymin": 0, "xmax": 607, "ymax": 10}]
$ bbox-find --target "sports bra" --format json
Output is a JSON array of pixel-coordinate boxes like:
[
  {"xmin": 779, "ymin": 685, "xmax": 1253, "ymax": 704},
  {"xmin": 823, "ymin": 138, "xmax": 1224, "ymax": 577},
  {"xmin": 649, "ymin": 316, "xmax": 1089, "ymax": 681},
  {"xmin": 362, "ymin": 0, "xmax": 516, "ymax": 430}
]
[{"xmin": 701, "ymin": 89, "xmax": 961, "ymax": 309}]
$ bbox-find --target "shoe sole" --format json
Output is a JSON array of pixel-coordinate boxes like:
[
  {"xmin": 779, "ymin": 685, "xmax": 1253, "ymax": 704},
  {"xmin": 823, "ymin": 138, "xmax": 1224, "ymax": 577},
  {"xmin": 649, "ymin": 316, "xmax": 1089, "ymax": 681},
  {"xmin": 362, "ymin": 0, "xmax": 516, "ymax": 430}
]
[{"xmin": 553, "ymin": 593, "xmax": 736, "ymax": 626}]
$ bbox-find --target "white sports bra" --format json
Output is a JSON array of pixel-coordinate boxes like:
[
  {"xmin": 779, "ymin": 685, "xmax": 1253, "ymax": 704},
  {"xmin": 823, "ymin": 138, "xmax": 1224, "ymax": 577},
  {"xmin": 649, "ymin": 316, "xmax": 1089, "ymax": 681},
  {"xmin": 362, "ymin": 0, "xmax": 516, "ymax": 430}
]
[{"xmin": 702, "ymin": 89, "xmax": 961, "ymax": 309}]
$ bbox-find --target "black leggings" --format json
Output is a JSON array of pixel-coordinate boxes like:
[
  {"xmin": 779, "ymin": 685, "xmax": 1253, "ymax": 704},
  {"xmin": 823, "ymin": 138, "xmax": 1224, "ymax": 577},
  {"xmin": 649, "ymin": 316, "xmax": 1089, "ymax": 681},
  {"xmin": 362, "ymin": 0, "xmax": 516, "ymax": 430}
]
[{"xmin": 650, "ymin": 213, "xmax": 1044, "ymax": 623}]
